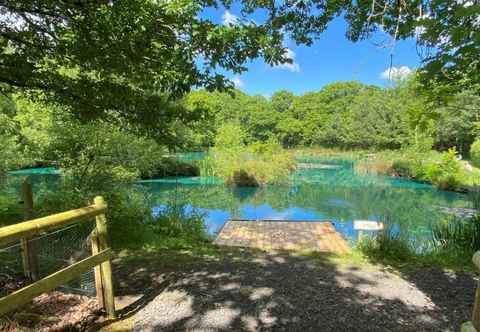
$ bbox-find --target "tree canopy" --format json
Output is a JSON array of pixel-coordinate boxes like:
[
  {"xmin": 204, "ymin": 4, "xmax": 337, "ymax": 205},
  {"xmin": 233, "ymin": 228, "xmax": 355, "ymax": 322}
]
[
  {"xmin": 343, "ymin": 0, "xmax": 480, "ymax": 94},
  {"xmin": 185, "ymin": 78, "xmax": 480, "ymax": 153},
  {"xmin": 0, "ymin": 0, "xmax": 340, "ymax": 129},
  {"xmin": 1, "ymin": 0, "xmax": 478, "ymax": 132}
]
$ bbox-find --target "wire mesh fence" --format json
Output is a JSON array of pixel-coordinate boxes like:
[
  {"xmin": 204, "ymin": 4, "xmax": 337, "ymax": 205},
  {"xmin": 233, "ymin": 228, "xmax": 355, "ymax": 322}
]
[{"xmin": 0, "ymin": 221, "xmax": 97, "ymax": 298}]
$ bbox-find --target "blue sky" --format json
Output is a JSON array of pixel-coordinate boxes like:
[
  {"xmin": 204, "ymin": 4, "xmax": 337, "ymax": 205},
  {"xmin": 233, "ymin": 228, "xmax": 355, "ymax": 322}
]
[{"xmin": 202, "ymin": 8, "xmax": 422, "ymax": 97}]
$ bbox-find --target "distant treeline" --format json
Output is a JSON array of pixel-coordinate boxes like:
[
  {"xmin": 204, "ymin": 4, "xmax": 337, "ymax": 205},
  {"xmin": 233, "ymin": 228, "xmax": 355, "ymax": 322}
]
[{"xmin": 183, "ymin": 79, "xmax": 480, "ymax": 155}]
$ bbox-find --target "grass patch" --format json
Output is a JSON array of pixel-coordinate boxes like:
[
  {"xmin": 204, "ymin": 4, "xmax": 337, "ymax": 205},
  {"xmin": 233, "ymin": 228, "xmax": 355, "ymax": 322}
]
[
  {"xmin": 356, "ymin": 221, "xmax": 479, "ymax": 271},
  {"xmin": 208, "ymin": 125, "xmax": 296, "ymax": 186}
]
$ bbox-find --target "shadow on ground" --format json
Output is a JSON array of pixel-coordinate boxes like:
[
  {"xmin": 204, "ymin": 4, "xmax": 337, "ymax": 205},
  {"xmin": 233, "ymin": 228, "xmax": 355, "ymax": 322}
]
[{"xmin": 105, "ymin": 248, "xmax": 476, "ymax": 332}]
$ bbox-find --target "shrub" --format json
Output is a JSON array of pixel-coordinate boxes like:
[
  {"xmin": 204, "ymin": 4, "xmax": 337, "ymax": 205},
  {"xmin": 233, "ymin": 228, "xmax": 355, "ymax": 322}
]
[
  {"xmin": 424, "ymin": 148, "xmax": 463, "ymax": 190},
  {"xmin": 142, "ymin": 157, "xmax": 200, "ymax": 179},
  {"xmin": 214, "ymin": 123, "xmax": 246, "ymax": 150},
  {"xmin": 33, "ymin": 180, "xmax": 153, "ymax": 249},
  {"xmin": 211, "ymin": 128, "xmax": 296, "ymax": 186},
  {"xmin": 471, "ymin": 139, "xmax": 480, "ymax": 167},
  {"xmin": 391, "ymin": 159, "xmax": 415, "ymax": 178},
  {"xmin": 0, "ymin": 191, "xmax": 23, "ymax": 227},
  {"xmin": 150, "ymin": 205, "xmax": 207, "ymax": 242},
  {"xmin": 230, "ymin": 170, "xmax": 259, "ymax": 187},
  {"xmin": 213, "ymin": 143, "xmax": 296, "ymax": 186}
]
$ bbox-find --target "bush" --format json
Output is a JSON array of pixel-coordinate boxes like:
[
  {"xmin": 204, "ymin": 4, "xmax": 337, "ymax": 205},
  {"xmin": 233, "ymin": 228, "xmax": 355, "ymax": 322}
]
[
  {"xmin": 388, "ymin": 148, "xmax": 466, "ymax": 191},
  {"xmin": 142, "ymin": 157, "xmax": 200, "ymax": 179},
  {"xmin": 211, "ymin": 126, "xmax": 296, "ymax": 186},
  {"xmin": 470, "ymin": 139, "xmax": 480, "ymax": 167},
  {"xmin": 391, "ymin": 159, "xmax": 415, "ymax": 178},
  {"xmin": 213, "ymin": 142, "xmax": 296, "ymax": 186},
  {"xmin": 150, "ymin": 205, "xmax": 207, "ymax": 242},
  {"xmin": 0, "ymin": 191, "xmax": 22, "ymax": 227},
  {"xmin": 424, "ymin": 148, "xmax": 463, "ymax": 190},
  {"xmin": 33, "ymin": 180, "xmax": 153, "ymax": 249}
]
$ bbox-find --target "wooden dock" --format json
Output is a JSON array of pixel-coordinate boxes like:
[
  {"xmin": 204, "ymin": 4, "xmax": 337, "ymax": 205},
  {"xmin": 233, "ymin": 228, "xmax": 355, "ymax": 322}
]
[{"xmin": 214, "ymin": 220, "xmax": 350, "ymax": 253}]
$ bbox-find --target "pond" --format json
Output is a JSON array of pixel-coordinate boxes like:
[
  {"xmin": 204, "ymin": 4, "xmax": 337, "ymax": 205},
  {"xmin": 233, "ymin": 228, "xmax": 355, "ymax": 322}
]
[
  {"xmin": 4, "ymin": 157, "xmax": 474, "ymax": 245},
  {"xmin": 138, "ymin": 157, "xmax": 473, "ymax": 245}
]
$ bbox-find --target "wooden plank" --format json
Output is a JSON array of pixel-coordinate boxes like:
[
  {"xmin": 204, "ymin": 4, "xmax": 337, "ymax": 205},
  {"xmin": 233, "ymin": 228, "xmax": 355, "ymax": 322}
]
[
  {"xmin": 94, "ymin": 196, "xmax": 116, "ymax": 319},
  {"xmin": 0, "ymin": 249, "xmax": 112, "ymax": 316},
  {"xmin": 0, "ymin": 203, "xmax": 107, "ymax": 247},
  {"xmin": 215, "ymin": 220, "xmax": 350, "ymax": 253}
]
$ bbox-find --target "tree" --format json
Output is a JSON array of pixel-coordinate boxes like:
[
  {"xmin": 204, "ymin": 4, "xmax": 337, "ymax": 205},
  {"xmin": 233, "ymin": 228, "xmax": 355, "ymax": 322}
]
[
  {"xmin": 0, "ymin": 95, "xmax": 20, "ymax": 177},
  {"xmin": 433, "ymin": 90, "xmax": 480, "ymax": 154},
  {"xmin": 0, "ymin": 0, "xmax": 343, "ymax": 133},
  {"xmin": 300, "ymin": 81, "xmax": 368, "ymax": 147},
  {"xmin": 271, "ymin": 91, "xmax": 295, "ymax": 113},
  {"xmin": 342, "ymin": 0, "xmax": 480, "ymax": 94}
]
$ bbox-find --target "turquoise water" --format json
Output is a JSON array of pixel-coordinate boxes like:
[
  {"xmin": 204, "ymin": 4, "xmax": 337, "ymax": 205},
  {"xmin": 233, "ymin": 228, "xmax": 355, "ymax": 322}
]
[
  {"xmin": 8, "ymin": 167, "xmax": 61, "ymax": 175},
  {"xmin": 141, "ymin": 158, "xmax": 471, "ymax": 244},
  {"xmin": 6, "ymin": 160, "xmax": 472, "ymax": 244}
]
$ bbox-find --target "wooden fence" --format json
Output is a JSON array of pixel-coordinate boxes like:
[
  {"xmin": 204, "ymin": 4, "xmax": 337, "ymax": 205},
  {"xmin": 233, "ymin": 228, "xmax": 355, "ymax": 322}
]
[
  {"xmin": 463, "ymin": 252, "xmax": 480, "ymax": 332},
  {"xmin": 0, "ymin": 189, "xmax": 116, "ymax": 318}
]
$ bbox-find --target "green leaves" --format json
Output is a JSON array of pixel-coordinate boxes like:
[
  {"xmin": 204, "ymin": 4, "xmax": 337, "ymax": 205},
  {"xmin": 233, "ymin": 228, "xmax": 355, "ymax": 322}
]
[
  {"xmin": 343, "ymin": 0, "xmax": 480, "ymax": 94},
  {"xmin": 0, "ymin": 0, "xmax": 344, "ymax": 128}
]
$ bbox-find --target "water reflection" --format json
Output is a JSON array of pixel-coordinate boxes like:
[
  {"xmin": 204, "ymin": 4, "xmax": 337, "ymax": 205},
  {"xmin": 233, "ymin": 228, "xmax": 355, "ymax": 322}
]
[
  {"xmin": 4, "ymin": 160, "xmax": 472, "ymax": 245},
  {"xmin": 142, "ymin": 158, "xmax": 471, "ymax": 244}
]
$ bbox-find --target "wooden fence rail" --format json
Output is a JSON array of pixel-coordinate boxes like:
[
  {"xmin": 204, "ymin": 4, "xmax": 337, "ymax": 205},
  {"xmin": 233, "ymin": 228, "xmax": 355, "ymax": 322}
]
[{"xmin": 0, "ymin": 190, "xmax": 115, "ymax": 319}]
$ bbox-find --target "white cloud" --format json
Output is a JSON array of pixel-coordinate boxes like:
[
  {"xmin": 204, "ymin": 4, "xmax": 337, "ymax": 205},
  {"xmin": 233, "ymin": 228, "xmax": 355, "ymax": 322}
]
[
  {"xmin": 222, "ymin": 10, "xmax": 238, "ymax": 26},
  {"xmin": 232, "ymin": 76, "xmax": 244, "ymax": 88},
  {"xmin": 456, "ymin": 0, "xmax": 474, "ymax": 7},
  {"xmin": 380, "ymin": 66, "xmax": 412, "ymax": 80},
  {"xmin": 274, "ymin": 48, "xmax": 300, "ymax": 72}
]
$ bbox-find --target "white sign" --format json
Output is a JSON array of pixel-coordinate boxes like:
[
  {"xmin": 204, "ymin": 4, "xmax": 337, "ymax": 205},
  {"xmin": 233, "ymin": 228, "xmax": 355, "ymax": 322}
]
[{"xmin": 353, "ymin": 220, "xmax": 384, "ymax": 231}]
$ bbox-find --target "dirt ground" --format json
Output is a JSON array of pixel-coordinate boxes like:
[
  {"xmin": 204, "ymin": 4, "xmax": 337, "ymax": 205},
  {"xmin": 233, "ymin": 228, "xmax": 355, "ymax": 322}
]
[
  {"xmin": 1, "ymin": 291, "xmax": 101, "ymax": 331},
  {"xmin": 99, "ymin": 248, "xmax": 477, "ymax": 332}
]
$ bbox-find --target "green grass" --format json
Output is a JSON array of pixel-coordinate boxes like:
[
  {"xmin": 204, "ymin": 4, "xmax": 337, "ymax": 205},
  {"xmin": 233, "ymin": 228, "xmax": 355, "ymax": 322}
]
[{"xmin": 355, "ymin": 225, "xmax": 478, "ymax": 271}]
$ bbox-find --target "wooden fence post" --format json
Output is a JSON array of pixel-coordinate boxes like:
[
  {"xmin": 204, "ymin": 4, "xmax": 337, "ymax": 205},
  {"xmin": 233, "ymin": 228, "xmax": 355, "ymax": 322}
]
[
  {"xmin": 93, "ymin": 196, "xmax": 116, "ymax": 319},
  {"xmin": 462, "ymin": 252, "xmax": 480, "ymax": 332},
  {"xmin": 472, "ymin": 252, "xmax": 480, "ymax": 330},
  {"xmin": 20, "ymin": 180, "xmax": 39, "ymax": 281},
  {"xmin": 91, "ymin": 228, "xmax": 104, "ymax": 309}
]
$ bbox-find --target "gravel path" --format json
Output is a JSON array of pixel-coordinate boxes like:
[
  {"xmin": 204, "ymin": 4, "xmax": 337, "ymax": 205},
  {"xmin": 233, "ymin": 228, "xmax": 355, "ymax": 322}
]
[{"xmin": 114, "ymin": 250, "xmax": 476, "ymax": 332}]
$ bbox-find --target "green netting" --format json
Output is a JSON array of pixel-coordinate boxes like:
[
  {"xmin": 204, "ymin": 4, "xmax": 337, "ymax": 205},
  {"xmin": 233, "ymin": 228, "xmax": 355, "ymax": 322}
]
[
  {"xmin": 8, "ymin": 167, "xmax": 61, "ymax": 175},
  {"xmin": 138, "ymin": 176, "xmax": 222, "ymax": 185},
  {"xmin": 0, "ymin": 222, "xmax": 97, "ymax": 298}
]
